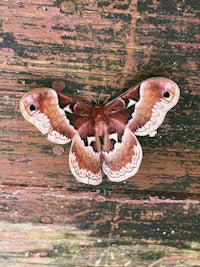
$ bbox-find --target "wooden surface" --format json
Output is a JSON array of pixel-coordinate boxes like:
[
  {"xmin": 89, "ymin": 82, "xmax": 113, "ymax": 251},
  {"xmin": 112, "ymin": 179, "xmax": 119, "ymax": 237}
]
[{"xmin": 0, "ymin": 0, "xmax": 200, "ymax": 266}]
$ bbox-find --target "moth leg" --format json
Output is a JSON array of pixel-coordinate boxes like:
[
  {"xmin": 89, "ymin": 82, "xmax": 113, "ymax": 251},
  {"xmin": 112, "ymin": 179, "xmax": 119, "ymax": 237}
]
[
  {"xmin": 102, "ymin": 128, "xmax": 142, "ymax": 182},
  {"xmin": 69, "ymin": 134, "xmax": 102, "ymax": 185}
]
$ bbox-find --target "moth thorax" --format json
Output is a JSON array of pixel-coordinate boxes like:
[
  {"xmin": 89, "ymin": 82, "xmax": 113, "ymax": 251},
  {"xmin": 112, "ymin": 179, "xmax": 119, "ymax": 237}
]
[
  {"xmin": 92, "ymin": 105, "xmax": 107, "ymax": 137},
  {"xmin": 95, "ymin": 121, "xmax": 107, "ymax": 137}
]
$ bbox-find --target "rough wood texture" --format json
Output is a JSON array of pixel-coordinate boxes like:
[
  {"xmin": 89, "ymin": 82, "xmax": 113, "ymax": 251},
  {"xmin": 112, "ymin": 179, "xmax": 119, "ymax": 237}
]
[
  {"xmin": 0, "ymin": 185, "xmax": 200, "ymax": 266},
  {"xmin": 0, "ymin": 0, "xmax": 199, "ymax": 265}
]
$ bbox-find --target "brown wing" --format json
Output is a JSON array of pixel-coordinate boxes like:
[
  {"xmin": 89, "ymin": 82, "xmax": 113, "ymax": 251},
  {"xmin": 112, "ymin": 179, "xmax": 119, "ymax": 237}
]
[
  {"xmin": 106, "ymin": 77, "xmax": 180, "ymax": 137},
  {"xmin": 69, "ymin": 134, "xmax": 102, "ymax": 185},
  {"xmin": 102, "ymin": 128, "xmax": 142, "ymax": 182},
  {"xmin": 122, "ymin": 77, "xmax": 180, "ymax": 137},
  {"xmin": 101, "ymin": 77, "xmax": 179, "ymax": 182},
  {"xmin": 20, "ymin": 88, "xmax": 93, "ymax": 144},
  {"xmin": 20, "ymin": 88, "xmax": 102, "ymax": 185}
]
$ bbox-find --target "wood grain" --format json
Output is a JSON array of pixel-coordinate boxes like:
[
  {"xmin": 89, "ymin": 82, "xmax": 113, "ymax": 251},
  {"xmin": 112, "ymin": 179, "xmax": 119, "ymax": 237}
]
[
  {"xmin": 0, "ymin": 0, "xmax": 199, "ymax": 265},
  {"xmin": 0, "ymin": 185, "xmax": 200, "ymax": 266}
]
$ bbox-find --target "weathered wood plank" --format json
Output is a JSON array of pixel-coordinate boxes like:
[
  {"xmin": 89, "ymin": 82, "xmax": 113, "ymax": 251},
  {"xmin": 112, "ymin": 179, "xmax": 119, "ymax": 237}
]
[
  {"xmin": 0, "ymin": 221, "xmax": 200, "ymax": 266},
  {"xmin": 0, "ymin": 0, "xmax": 199, "ymax": 192},
  {"xmin": 0, "ymin": 185, "xmax": 200, "ymax": 266},
  {"xmin": 0, "ymin": 0, "xmax": 199, "ymax": 265}
]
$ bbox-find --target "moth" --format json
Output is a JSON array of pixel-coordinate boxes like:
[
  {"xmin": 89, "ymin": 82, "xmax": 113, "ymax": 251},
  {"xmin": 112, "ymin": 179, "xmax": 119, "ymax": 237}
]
[{"xmin": 20, "ymin": 77, "xmax": 180, "ymax": 185}]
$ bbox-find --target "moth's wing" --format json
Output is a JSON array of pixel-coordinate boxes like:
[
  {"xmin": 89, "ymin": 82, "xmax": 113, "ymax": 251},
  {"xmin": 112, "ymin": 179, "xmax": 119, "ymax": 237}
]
[
  {"xmin": 102, "ymin": 128, "xmax": 142, "ymax": 182},
  {"xmin": 102, "ymin": 95, "xmax": 142, "ymax": 182},
  {"xmin": 120, "ymin": 77, "xmax": 180, "ymax": 137},
  {"xmin": 58, "ymin": 92, "xmax": 94, "ymax": 108},
  {"xmin": 101, "ymin": 77, "xmax": 179, "ymax": 182},
  {"xmin": 20, "ymin": 88, "xmax": 91, "ymax": 144},
  {"xmin": 69, "ymin": 134, "xmax": 102, "ymax": 185}
]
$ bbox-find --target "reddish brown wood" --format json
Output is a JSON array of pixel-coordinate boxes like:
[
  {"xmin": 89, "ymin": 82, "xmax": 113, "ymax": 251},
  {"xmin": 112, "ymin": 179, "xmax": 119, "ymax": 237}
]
[{"xmin": 0, "ymin": 0, "xmax": 199, "ymax": 265}]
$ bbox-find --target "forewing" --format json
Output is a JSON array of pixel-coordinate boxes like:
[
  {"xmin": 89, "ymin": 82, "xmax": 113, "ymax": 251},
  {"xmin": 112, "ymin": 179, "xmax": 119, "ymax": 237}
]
[
  {"xmin": 69, "ymin": 134, "xmax": 102, "ymax": 185},
  {"xmin": 20, "ymin": 88, "xmax": 90, "ymax": 144},
  {"xmin": 102, "ymin": 128, "xmax": 142, "ymax": 182},
  {"xmin": 122, "ymin": 77, "xmax": 180, "ymax": 137}
]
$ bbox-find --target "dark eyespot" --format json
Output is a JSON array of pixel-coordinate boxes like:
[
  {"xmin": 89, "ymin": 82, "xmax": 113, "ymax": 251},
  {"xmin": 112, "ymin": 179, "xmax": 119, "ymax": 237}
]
[
  {"xmin": 29, "ymin": 103, "xmax": 37, "ymax": 111},
  {"xmin": 162, "ymin": 91, "xmax": 170, "ymax": 98}
]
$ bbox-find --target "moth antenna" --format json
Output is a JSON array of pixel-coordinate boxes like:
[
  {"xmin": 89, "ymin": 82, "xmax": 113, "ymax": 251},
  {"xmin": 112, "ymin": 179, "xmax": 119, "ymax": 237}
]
[
  {"xmin": 97, "ymin": 90, "xmax": 111, "ymax": 104},
  {"xmin": 97, "ymin": 90, "xmax": 104, "ymax": 104},
  {"xmin": 90, "ymin": 94, "xmax": 97, "ymax": 104}
]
